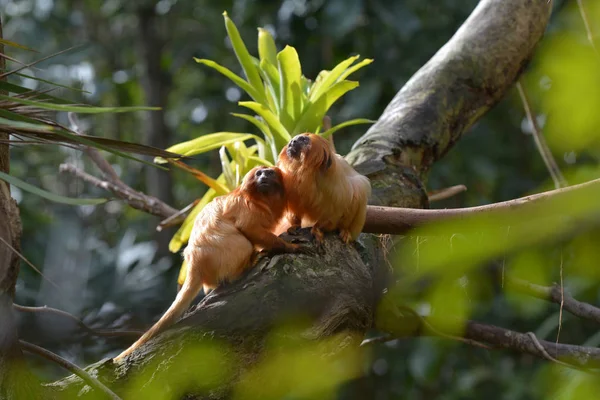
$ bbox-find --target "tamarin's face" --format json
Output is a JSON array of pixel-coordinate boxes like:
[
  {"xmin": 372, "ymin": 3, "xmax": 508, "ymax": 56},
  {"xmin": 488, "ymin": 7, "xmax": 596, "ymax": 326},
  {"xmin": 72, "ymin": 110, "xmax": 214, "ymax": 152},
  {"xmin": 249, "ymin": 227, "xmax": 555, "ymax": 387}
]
[
  {"xmin": 242, "ymin": 166, "xmax": 285, "ymax": 195},
  {"xmin": 282, "ymin": 133, "xmax": 332, "ymax": 171},
  {"xmin": 286, "ymin": 134, "xmax": 312, "ymax": 159}
]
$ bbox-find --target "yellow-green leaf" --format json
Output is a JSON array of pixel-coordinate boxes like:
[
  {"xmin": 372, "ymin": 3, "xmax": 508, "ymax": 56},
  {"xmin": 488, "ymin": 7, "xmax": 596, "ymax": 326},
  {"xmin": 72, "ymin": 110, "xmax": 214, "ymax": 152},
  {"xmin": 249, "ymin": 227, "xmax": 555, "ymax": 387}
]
[
  {"xmin": 259, "ymin": 59, "xmax": 281, "ymax": 115},
  {"xmin": 194, "ymin": 58, "xmax": 262, "ymax": 102},
  {"xmin": 160, "ymin": 132, "xmax": 257, "ymax": 161},
  {"xmin": 219, "ymin": 146, "xmax": 235, "ymax": 189},
  {"xmin": 309, "ymin": 55, "xmax": 360, "ymax": 102},
  {"xmin": 321, "ymin": 118, "xmax": 375, "ymax": 138},
  {"xmin": 223, "ymin": 11, "xmax": 265, "ymax": 104},
  {"xmin": 338, "ymin": 58, "xmax": 374, "ymax": 82},
  {"xmin": 277, "ymin": 46, "xmax": 303, "ymax": 132},
  {"xmin": 0, "ymin": 94, "xmax": 159, "ymax": 114},
  {"xmin": 258, "ymin": 28, "xmax": 278, "ymax": 66},
  {"xmin": 0, "ymin": 171, "xmax": 107, "ymax": 206},
  {"xmin": 238, "ymin": 101, "xmax": 291, "ymax": 148},
  {"xmin": 294, "ymin": 81, "xmax": 359, "ymax": 135},
  {"xmin": 231, "ymin": 112, "xmax": 278, "ymax": 162}
]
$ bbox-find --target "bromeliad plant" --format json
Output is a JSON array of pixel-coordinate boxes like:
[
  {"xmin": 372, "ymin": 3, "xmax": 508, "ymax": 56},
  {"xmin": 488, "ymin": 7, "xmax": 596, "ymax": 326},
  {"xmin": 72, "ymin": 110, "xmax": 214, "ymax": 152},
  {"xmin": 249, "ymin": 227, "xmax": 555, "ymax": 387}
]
[{"xmin": 158, "ymin": 12, "xmax": 374, "ymax": 284}]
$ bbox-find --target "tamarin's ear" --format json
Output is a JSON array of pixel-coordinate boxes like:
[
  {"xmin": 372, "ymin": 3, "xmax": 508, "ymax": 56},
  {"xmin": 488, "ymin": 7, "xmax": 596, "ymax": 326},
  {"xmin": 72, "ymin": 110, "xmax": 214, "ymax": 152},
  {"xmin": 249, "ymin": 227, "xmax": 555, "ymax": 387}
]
[{"xmin": 321, "ymin": 149, "xmax": 332, "ymax": 172}]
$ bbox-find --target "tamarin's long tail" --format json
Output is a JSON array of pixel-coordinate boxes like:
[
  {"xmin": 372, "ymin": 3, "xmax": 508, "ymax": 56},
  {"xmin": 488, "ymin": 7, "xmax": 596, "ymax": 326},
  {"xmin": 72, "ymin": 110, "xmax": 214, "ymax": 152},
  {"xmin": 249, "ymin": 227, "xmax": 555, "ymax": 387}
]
[{"xmin": 113, "ymin": 272, "xmax": 203, "ymax": 361}]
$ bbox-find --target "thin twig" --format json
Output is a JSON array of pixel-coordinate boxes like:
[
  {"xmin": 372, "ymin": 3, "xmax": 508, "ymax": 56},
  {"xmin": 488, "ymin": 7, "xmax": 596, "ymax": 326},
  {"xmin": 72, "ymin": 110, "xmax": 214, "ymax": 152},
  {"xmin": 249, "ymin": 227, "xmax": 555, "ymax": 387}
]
[
  {"xmin": 14, "ymin": 304, "xmax": 143, "ymax": 338},
  {"xmin": 506, "ymin": 277, "xmax": 600, "ymax": 325},
  {"xmin": 59, "ymin": 163, "xmax": 177, "ymax": 219},
  {"xmin": 19, "ymin": 340, "xmax": 122, "ymax": 400},
  {"xmin": 557, "ymin": 250, "xmax": 564, "ymax": 346},
  {"xmin": 156, "ymin": 199, "xmax": 199, "ymax": 231},
  {"xmin": 516, "ymin": 81, "xmax": 566, "ymax": 189},
  {"xmin": 428, "ymin": 184, "xmax": 467, "ymax": 202},
  {"xmin": 0, "ymin": 236, "xmax": 60, "ymax": 290},
  {"xmin": 576, "ymin": 0, "xmax": 600, "ymax": 59}
]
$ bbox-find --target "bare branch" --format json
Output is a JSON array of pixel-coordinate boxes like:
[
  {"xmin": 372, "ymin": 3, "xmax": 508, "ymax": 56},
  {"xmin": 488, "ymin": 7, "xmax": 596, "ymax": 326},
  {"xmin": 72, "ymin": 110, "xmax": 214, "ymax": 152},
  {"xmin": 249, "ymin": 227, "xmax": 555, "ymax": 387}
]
[
  {"xmin": 14, "ymin": 304, "xmax": 143, "ymax": 338},
  {"xmin": 427, "ymin": 184, "xmax": 467, "ymax": 202},
  {"xmin": 363, "ymin": 177, "xmax": 600, "ymax": 234},
  {"xmin": 516, "ymin": 81, "xmax": 566, "ymax": 189},
  {"xmin": 19, "ymin": 340, "xmax": 122, "ymax": 400},
  {"xmin": 368, "ymin": 316, "xmax": 600, "ymax": 369},
  {"xmin": 59, "ymin": 163, "xmax": 177, "ymax": 219},
  {"xmin": 506, "ymin": 277, "xmax": 600, "ymax": 325}
]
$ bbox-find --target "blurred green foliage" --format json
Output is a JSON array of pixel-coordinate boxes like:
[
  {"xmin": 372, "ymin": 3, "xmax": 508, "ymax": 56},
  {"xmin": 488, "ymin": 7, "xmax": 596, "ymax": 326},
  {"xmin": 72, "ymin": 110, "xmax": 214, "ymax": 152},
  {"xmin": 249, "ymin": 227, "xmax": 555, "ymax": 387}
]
[{"xmin": 4, "ymin": 0, "xmax": 600, "ymax": 399}]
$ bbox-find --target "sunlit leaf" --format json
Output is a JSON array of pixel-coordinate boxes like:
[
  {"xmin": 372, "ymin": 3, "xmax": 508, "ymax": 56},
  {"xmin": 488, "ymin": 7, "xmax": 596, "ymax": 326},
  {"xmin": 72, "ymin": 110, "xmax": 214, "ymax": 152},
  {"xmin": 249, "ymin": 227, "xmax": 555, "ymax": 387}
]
[
  {"xmin": 309, "ymin": 55, "xmax": 360, "ymax": 102},
  {"xmin": 219, "ymin": 146, "xmax": 236, "ymax": 189},
  {"xmin": 231, "ymin": 113, "xmax": 278, "ymax": 162},
  {"xmin": 169, "ymin": 160, "xmax": 230, "ymax": 195},
  {"xmin": 0, "ymin": 171, "xmax": 107, "ymax": 206},
  {"xmin": 223, "ymin": 11, "xmax": 266, "ymax": 104},
  {"xmin": 277, "ymin": 46, "xmax": 304, "ymax": 132},
  {"xmin": 0, "ymin": 94, "xmax": 160, "ymax": 113},
  {"xmin": 238, "ymin": 101, "xmax": 291, "ymax": 148},
  {"xmin": 338, "ymin": 58, "xmax": 374, "ymax": 82},
  {"xmin": 258, "ymin": 28, "xmax": 278, "ymax": 67},
  {"xmin": 159, "ymin": 132, "xmax": 257, "ymax": 162},
  {"xmin": 293, "ymin": 80, "xmax": 359, "ymax": 135}
]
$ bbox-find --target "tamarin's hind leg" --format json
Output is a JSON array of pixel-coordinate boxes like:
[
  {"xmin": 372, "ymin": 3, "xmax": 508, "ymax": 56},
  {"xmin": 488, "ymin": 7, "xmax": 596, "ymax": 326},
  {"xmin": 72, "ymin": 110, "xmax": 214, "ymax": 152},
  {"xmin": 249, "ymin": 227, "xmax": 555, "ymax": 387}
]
[
  {"xmin": 339, "ymin": 229, "xmax": 352, "ymax": 244},
  {"xmin": 310, "ymin": 225, "xmax": 325, "ymax": 243}
]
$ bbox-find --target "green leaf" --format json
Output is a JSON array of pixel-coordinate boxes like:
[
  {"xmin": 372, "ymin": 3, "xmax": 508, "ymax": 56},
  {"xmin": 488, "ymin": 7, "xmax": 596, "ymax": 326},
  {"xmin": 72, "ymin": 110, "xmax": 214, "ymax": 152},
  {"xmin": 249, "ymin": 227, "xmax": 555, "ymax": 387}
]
[
  {"xmin": 0, "ymin": 171, "xmax": 107, "ymax": 206},
  {"xmin": 247, "ymin": 155, "xmax": 273, "ymax": 167},
  {"xmin": 231, "ymin": 112, "xmax": 278, "ymax": 162},
  {"xmin": 294, "ymin": 81, "xmax": 359, "ymax": 135},
  {"xmin": 320, "ymin": 118, "xmax": 375, "ymax": 138},
  {"xmin": 222, "ymin": 11, "xmax": 265, "ymax": 104},
  {"xmin": 0, "ymin": 94, "xmax": 160, "ymax": 113},
  {"xmin": 277, "ymin": 46, "xmax": 304, "ymax": 132},
  {"xmin": 15, "ymin": 72, "xmax": 90, "ymax": 93},
  {"xmin": 258, "ymin": 28, "xmax": 278, "ymax": 66},
  {"xmin": 238, "ymin": 101, "xmax": 291, "ymax": 148},
  {"xmin": 309, "ymin": 55, "xmax": 360, "ymax": 102},
  {"xmin": 194, "ymin": 58, "xmax": 262, "ymax": 102},
  {"xmin": 0, "ymin": 115, "xmax": 173, "ymax": 168},
  {"xmin": 258, "ymin": 59, "xmax": 281, "ymax": 115},
  {"xmin": 338, "ymin": 58, "xmax": 374, "ymax": 82},
  {"xmin": 0, "ymin": 80, "xmax": 72, "ymax": 104},
  {"xmin": 159, "ymin": 132, "xmax": 257, "ymax": 161},
  {"xmin": 219, "ymin": 146, "xmax": 235, "ymax": 189},
  {"xmin": 0, "ymin": 38, "xmax": 37, "ymax": 52}
]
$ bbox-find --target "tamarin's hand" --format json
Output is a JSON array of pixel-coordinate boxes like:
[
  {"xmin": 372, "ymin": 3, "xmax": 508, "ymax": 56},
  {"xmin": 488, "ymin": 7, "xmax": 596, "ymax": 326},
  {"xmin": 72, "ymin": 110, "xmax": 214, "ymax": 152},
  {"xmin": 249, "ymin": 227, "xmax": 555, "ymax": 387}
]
[
  {"xmin": 114, "ymin": 166, "xmax": 300, "ymax": 361},
  {"xmin": 277, "ymin": 133, "xmax": 371, "ymax": 243}
]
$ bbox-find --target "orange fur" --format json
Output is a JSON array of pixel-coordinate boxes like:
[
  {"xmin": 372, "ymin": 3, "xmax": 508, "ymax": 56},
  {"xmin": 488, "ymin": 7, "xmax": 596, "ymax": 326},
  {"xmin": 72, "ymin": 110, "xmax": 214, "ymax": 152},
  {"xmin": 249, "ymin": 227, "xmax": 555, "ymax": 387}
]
[
  {"xmin": 114, "ymin": 166, "xmax": 300, "ymax": 361},
  {"xmin": 277, "ymin": 133, "xmax": 371, "ymax": 243}
]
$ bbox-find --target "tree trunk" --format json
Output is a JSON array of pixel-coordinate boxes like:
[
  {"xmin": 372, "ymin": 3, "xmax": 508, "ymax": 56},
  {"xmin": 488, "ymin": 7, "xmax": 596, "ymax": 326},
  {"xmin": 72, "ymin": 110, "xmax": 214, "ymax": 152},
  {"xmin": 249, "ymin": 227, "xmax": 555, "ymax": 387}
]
[
  {"xmin": 137, "ymin": 5, "xmax": 175, "ymax": 259},
  {"xmin": 48, "ymin": 0, "xmax": 553, "ymax": 398}
]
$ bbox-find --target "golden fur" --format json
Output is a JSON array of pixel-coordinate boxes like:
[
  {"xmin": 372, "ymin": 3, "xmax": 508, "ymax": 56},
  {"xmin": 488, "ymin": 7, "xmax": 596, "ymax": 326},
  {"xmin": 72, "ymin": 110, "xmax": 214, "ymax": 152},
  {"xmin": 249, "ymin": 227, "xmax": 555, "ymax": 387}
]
[
  {"xmin": 114, "ymin": 166, "xmax": 299, "ymax": 361},
  {"xmin": 277, "ymin": 133, "xmax": 371, "ymax": 243}
]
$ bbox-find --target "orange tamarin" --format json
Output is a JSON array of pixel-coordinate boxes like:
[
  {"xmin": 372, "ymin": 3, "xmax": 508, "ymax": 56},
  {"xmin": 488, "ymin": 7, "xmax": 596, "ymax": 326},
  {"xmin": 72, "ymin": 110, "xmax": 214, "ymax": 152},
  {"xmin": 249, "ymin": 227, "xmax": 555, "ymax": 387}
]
[
  {"xmin": 276, "ymin": 133, "xmax": 371, "ymax": 243},
  {"xmin": 114, "ymin": 166, "xmax": 302, "ymax": 361}
]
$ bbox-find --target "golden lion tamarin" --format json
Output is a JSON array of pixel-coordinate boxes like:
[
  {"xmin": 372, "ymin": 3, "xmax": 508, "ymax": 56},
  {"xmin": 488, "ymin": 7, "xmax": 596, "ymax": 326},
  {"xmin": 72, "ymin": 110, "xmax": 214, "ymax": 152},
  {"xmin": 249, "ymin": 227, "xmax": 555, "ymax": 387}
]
[
  {"xmin": 277, "ymin": 133, "xmax": 371, "ymax": 243},
  {"xmin": 114, "ymin": 166, "xmax": 301, "ymax": 361}
]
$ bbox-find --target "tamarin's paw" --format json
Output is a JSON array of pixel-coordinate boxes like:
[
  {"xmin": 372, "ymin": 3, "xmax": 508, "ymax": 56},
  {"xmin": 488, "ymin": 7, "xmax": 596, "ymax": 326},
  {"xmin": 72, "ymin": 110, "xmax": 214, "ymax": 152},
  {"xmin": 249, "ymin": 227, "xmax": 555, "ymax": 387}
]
[
  {"xmin": 310, "ymin": 226, "xmax": 325, "ymax": 243},
  {"xmin": 339, "ymin": 230, "xmax": 353, "ymax": 244}
]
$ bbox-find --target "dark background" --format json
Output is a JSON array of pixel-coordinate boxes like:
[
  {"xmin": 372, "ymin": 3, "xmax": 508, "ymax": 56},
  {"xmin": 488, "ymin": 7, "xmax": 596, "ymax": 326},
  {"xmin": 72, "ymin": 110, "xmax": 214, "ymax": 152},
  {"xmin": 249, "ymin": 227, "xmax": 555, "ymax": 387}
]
[{"xmin": 4, "ymin": 0, "xmax": 598, "ymax": 398}]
